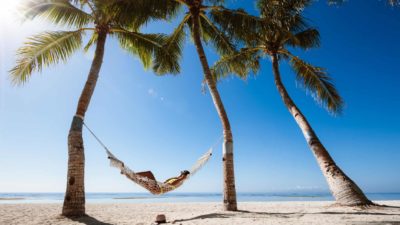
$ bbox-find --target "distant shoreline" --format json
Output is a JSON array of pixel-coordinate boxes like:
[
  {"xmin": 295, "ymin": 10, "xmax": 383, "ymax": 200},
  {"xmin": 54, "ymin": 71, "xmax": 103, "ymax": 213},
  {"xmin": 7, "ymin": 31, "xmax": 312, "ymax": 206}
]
[
  {"xmin": 113, "ymin": 196, "xmax": 161, "ymax": 200},
  {"xmin": 1, "ymin": 192, "xmax": 400, "ymax": 204},
  {"xmin": 0, "ymin": 198, "xmax": 25, "ymax": 201}
]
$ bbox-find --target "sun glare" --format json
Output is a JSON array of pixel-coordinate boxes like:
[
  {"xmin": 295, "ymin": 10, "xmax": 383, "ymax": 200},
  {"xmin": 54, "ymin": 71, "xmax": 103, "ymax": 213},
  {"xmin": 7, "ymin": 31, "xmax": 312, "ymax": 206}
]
[{"xmin": 0, "ymin": 0, "xmax": 22, "ymax": 23}]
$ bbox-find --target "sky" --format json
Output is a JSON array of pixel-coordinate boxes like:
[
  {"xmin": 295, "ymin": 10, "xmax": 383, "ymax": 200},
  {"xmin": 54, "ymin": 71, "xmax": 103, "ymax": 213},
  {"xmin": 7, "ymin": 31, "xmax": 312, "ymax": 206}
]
[{"xmin": 0, "ymin": 0, "xmax": 399, "ymax": 194}]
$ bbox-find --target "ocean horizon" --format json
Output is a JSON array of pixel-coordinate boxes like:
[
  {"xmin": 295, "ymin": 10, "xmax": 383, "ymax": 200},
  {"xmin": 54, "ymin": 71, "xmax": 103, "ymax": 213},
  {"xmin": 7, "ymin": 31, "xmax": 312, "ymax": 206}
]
[{"xmin": 1, "ymin": 192, "xmax": 399, "ymax": 204}]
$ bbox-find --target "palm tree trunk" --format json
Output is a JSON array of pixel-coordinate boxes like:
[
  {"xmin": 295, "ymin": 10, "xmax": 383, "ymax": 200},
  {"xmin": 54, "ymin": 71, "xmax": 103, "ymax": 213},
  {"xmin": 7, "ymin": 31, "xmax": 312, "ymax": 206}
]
[
  {"xmin": 62, "ymin": 31, "xmax": 107, "ymax": 216},
  {"xmin": 191, "ymin": 12, "xmax": 237, "ymax": 211},
  {"xmin": 271, "ymin": 54, "xmax": 372, "ymax": 206}
]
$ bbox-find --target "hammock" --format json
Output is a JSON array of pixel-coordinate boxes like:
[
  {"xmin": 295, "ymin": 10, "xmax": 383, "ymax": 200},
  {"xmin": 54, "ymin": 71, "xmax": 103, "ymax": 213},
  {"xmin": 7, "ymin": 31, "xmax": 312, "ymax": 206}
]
[
  {"xmin": 82, "ymin": 121, "xmax": 216, "ymax": 195},
  {"xmin": 106, "ymin": 148, "xmax": 213, "ymax": 195}
]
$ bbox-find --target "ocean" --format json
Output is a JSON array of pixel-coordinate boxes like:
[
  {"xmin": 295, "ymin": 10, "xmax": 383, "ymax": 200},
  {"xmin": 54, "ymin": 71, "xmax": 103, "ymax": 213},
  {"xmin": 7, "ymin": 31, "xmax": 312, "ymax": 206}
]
[{"xmin": 0, "ymin": 192, "xmax": 399, "ymax": 204}]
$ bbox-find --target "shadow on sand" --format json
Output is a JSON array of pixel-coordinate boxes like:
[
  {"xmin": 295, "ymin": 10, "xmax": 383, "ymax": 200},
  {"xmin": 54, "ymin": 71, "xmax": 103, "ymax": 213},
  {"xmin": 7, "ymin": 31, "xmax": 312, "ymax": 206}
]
[
  {"xmin": 68, "ymin": 215, "xmax": 114, "ymax": 225},
  {"xmin": 172, "ymin": 210, "xmax": 400, "ymax": 224},
  {"xmin": 378, "ymin": 204, "xmax": 400, "ymax": 209},
  {"xmin": 172, "ymin": 211, "xmax": 307, "ymax": 223}
]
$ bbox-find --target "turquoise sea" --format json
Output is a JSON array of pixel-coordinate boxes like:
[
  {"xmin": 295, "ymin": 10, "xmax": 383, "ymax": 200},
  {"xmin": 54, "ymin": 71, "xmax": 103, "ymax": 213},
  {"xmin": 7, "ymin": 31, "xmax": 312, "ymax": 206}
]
[{"xmin": 0, "ymin": 193, "xmax": 399, "ymax": 204}]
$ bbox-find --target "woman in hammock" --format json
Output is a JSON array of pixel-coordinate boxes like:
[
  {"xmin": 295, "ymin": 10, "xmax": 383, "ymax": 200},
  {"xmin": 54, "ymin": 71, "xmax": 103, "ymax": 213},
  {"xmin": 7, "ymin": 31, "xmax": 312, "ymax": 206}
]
[
  {"xmin": 137, "ymin": 170, "xmax": 190, "ymax": 186},
  {"xmin": 126, "ymin": 170, "xmax": 190, "ymax": 195},
  {"xmin": 108, "ymin": 148, "xmax": 211, "ymax": 194}
]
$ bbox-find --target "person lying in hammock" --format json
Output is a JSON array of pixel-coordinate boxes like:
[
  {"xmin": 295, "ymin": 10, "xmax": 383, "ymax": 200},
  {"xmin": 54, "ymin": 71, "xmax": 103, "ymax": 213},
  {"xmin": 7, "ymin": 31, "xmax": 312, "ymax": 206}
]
[{"xmin": 136, "ymin": 170, "xmax": 190, "ymax": 186}]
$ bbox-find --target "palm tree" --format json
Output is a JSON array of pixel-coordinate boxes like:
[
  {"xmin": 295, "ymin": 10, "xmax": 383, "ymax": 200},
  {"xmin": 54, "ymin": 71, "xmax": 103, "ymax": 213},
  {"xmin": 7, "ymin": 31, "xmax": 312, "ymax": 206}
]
[
  {"xmin": 148, "ymin": 0, "xmax": 239, "ymax": 211},
  {"xmin": 11, "ymin": 0, "xmax": 179, "ymax": 216},
  {"xmin": 211, "ymin": 0, "xmax": 373, "ymax": 206}
]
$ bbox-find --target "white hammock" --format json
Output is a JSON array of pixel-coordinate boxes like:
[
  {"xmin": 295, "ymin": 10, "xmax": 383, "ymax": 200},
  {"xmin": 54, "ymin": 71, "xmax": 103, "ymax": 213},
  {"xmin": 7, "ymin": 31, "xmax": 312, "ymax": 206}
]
[
  {"xmin": 106, "ymin": 148, "xmax": 213, "ymax": 195},
  {"xmin": 82, "ymin": 121, "xmax": 216, "ymax": 195}
]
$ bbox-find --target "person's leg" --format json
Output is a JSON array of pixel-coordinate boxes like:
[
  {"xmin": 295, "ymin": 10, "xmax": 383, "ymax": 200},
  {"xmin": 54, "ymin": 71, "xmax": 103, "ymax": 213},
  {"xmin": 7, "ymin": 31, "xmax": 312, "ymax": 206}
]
[
  {"xmin": 124, "ymin": 171, "xmax": 162, "ymax": 195},
  {"xmin": 137, "ymin": 171, "xmax": 156, "ymax": 180}
]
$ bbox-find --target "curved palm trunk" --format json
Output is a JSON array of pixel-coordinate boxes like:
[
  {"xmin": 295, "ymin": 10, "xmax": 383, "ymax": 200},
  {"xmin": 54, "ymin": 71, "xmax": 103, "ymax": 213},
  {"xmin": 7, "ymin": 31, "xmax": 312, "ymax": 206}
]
[
  {"xmin": 62, "ymin": 31, "xmax": 107, "ymax": 216},
  {"xmin": 191, "ymin": 12, "xmax": 237, "ymax": 211},
  {"xmin": 271, "ymin": 54, "xmax": 372, "ymax": 206}
]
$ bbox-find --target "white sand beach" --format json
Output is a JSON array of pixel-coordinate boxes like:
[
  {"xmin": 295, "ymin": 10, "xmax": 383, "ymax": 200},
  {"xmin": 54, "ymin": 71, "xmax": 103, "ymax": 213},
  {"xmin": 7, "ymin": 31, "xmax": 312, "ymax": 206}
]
[{"xmin": 1, "ymin": 201, "xmax": 399, "ymax": 225}]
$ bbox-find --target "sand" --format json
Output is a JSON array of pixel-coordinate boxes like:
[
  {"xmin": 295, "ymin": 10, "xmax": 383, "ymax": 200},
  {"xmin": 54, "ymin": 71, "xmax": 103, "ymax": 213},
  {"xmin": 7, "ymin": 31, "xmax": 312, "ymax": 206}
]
[{"xmin": 0, "ymin": 201, "xmax": 399, "ymax": 225}]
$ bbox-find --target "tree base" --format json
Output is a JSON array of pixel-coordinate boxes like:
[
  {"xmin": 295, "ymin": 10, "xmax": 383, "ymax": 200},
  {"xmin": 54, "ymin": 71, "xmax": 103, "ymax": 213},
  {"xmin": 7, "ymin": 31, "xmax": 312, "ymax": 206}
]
[
  {"xmin": 224, "ymin": 202, "xmax": 238, "ymax": 211},
  {"xmin": 61, "ymin": 209, "xmax": 86, "ymax": 218},
  {"xmin": 329, "ymin": 200, "xmax": 378, "ymax": 209}
]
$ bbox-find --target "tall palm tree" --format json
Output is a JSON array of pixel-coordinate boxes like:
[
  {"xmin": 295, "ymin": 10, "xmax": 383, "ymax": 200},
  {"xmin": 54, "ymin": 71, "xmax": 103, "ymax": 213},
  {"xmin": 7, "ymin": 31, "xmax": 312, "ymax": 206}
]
[
  {"xmin": 147, "ymin": 0, "xmax": 238, "ymax": 211},
  {"xmin": 11, "ymin": 0, "xmax": 179, "ymax": 216},
  {"xmin": 211, "ymin": 0, "xmax": 373, "ymax": 206}
]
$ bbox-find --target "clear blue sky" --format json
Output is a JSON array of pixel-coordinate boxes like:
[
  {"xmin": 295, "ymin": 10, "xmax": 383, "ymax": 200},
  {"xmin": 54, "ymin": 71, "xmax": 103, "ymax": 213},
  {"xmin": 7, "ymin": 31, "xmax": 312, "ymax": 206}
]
[{"xmin": 0, "ymin": 1, "xmax": 399, "ymax": 193}]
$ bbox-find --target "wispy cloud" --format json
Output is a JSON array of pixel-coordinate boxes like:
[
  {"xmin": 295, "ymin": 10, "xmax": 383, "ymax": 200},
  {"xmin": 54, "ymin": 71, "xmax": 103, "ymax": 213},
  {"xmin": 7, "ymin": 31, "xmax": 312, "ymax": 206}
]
[
  {"xmin": 148, "ymin": 88, "xmax": 166, "ymax": 102},
  {"xmin": 146, "ymin": 88, "xmax": 189, "ymax": 117},
  {"xmin": 147, "ymin": 88, "xmax": 158, "ymax": 98}
]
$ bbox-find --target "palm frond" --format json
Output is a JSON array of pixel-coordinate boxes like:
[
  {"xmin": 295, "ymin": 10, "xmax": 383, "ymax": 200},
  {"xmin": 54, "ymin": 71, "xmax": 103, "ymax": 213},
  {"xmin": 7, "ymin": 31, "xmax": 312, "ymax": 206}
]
[
  {"xmin": 286, "ymin": 28, "xmax": 320, "ymax": 49},
  {"xmin": 210, "ymin": 7, "xmax": 261, "ymax": 46},
  {"xmin": 113, "ymin": 28, "xmax": 166, "ymax": 70},
  {"xmin": 110, "ymin": 0, "xmax": 182, "ymax": 29},
  {"xmin": 257, "ymin": 0, "xmax": 311, "ymax": 33},
  {"xmin": 21, "ymin": 0, "xmax": 93, "ymax": 27},
  {"xmin": 258, "ymin": 0, "xmax": 312, "ymax": 17},
  {"xmin": 84, "ymin": 32, "xmax": 98, "ymax": 52},
  {"xmin": 212, "ymin": 47, "xmax": 261, "ymax": 81},
  {"xmin": 199, "ymin": 14, "xmax": 235, "ymax": 56},
  {"xmin": 10, "ymin": 30, "xmax": 84, "ymax": 84},
  {"xmin": 288, "ymin": 55, "xmax": 343, "ymax": 114},
  {"xmin": 153, "ymin": 14, "xmax": 190, "ymax": 75}
]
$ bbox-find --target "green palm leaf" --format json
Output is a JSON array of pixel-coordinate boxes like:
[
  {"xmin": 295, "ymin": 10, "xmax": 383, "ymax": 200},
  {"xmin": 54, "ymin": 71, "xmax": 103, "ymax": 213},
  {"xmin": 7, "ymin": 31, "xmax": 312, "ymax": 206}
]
[
  {"xmin": 286, "ymin": 28, "xmax": 320, "ymax": 50},
  {"xmin": 199, "ymin": 14, "xmax": 235, "ymax": 56},
  {"xmin": 113, "ymin": 28, "xmax": 166, "ymax": 70},
  {"xmin": 257, "ymin": 0, "xmax": 311, "ymax": 32},
  {"xmin": 288, "ymin": 55, "xmax": 344, "ymax": 114},
  {"xmin": 110, "ymin": 0, "xmax": 181, "ymax": 29},
  {"xmin": 21, "ymin": 0, "xmax": 93, "ymax": 27},
  {"xmin": 10, "ymin": 30, "xmax": 84, "ymax": 84},
  {"xmin": 210, "ymin": 7, "xmax": 261, "ymax": 46},
  {"xmin": 212, "ymin": 48, "xmax": 261, "ymax": 80},
  {"xmin": 83, "ymin": 33, "xmax": 98, "ymax": 52},
  {"xmin": 153, "ymin": 14, "xmax": 190, "ymax": 75}
]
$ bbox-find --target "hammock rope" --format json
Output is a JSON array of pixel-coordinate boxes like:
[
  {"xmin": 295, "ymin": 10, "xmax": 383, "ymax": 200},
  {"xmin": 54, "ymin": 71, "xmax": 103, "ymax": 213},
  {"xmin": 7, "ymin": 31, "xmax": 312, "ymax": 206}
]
[{"xmin": 83, "ymin": 121, "xmax": 220, "ymax": 195}]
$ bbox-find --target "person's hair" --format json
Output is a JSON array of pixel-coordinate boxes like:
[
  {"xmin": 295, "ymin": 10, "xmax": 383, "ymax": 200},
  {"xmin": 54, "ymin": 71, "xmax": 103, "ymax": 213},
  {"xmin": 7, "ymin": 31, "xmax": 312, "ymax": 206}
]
[{"xmin": 181, "ymin": 170, "xmax": 190, "ymax": 176}]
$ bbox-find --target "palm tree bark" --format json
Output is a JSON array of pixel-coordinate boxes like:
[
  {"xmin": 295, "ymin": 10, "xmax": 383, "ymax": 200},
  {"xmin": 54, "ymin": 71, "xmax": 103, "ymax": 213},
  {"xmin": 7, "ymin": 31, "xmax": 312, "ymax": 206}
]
[
  {"xmin": 191, "ymin": 11, "xmax": 237, "ymax": 211},
  {"xmin": 62, "ymin": 30, "xmax": 107, "ymax": 216},
  {"xmin": 271, "ymin": 53, "xmax": 372, "ymax": 206}
]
